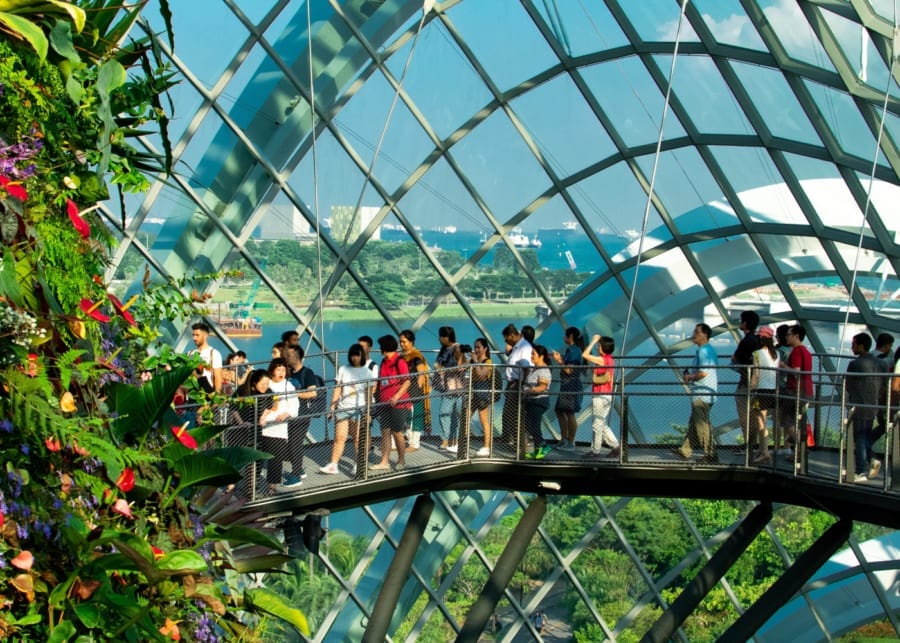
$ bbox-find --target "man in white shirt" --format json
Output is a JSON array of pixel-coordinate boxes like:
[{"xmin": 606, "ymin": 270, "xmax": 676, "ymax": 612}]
[
  {"xmin": 500, "ymin": 324, "xmax": 532, "ymax": 448},
  {"xmin": 190, "ymin": 322, "xmax": 223, "ymax": 394}
]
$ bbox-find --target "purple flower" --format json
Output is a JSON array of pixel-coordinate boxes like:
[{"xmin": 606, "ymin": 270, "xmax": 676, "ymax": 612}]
[
  {"xmin": 0, "ymin": 419, "xmax": 12, "ymax": 433},
  {"xmin": 20, "ymin": 444, "xmax": 29, "ymax": 455}
]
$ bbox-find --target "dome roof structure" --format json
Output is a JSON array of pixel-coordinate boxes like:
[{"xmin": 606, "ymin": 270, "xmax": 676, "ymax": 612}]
[{"xmin": 104, "ymin": 1, "xmax": 900, "ymax": 640}]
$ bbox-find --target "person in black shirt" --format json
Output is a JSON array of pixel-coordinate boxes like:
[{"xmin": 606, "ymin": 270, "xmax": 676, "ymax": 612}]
[{"xmin": 731, "ymin": 310, "xmax": 761, "ymax": 453}]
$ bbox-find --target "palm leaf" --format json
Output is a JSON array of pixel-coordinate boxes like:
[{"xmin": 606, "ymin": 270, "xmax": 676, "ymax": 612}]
[{"xmin": 108, "ymin": 364, "xmax": 192, "ymax": 442}]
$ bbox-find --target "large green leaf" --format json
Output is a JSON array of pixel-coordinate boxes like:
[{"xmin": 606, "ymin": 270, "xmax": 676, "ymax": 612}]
[
  {"xmin": 0, "ymin": 248, "xmax": 24, "ymax": 307},
  {"xmin": 108, "ymin": 364, "xmax": 193, "ymax": 442},
  {"xmin": 46, "ymin": 619, "xmax": 76, "ymax": 643},
  {"xmin": 170, "ymin": 453, "xmax": 240, "ymax": 494},
  {"xmin": 0, "ymin": 11, "xmax": 48, "ymax": 59},
  {"xmin": 156, "ymin": 550, "xmax": 207, "ymax": 575},
  {"xmin": 49, "ymin": 18, "xmax": 78, "ymax": 62},
  {"xmin": 204, "ymin": 524, "xmax": 285, "ymax": 553},
  {"xmin": 245, "ymin": 587, "xmax": 310, "ymax": 636},
  {"xmin": 203, "ymin": 446, "xmax": 271, "ymax": 471}
]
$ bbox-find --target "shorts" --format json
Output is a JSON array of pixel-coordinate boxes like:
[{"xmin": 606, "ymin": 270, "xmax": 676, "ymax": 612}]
[
  {"xmin": 334, "ymin": 408, "xmax": 360, "ymax": 422},
  {"xmin": 752, "ymin": 389, "xmax": 777, "ymax": 411},
  {"xmin": 378, "ymin": 405, "xmax": 411, "ymax": 431}
]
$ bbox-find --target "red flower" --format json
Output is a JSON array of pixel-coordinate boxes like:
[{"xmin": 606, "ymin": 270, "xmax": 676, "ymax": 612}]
[
  {"xmin": 0, "ymin": 176, "xmax": 27, "ymax": 201},
  {"xmin": 67, "ymin": 199, "xmax": 90, "ymax": 238},
  {"xmin": 107, "ymin": 293, "xmax": 137, "ymax": 326},
  {"xmin": 115, "ymin": 468, "xmax": 135, "ymax": 492},
  {"xmin": 151, "ymin": 546, "xmax": 164, "ymax": 560},
  {"xmin": 171, "ymin": 422, "xmax": 197, "ymax": 449},
  {"xmin": 45, "ymin": 437, "xmax": 62, "ymax": 452},
  {"xmin": 78, "ymin": 299, "xmax": 111, "ymax": 323}
]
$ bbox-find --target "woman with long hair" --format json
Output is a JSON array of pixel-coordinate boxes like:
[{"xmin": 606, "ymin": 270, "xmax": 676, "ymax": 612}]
[
  {"xmin": 399, "ymin": 330, "xmax": 430, "ymax": 451},
  {"xmin": 465, "ymin": 337, "xmax": 496, "ymax": 456},
  {"xmin": 552, "ymin": 327, "xmax": 585, "ymax": 449},
  {"xmin": 236, "ymin": 369, "xmax": 297, "ymax": 494},
  {"xmin": 372, "ymin": 335, "xmax": 412, "ymax": 471},
  {"xmin": 522, "ymin": 344, "xmax": 553, "ymax": 459},
  {"xmin": 323, "ymin": 344, "xmax": 372, "ymax": 475},
  {"xmin": 750, "ymin": 327, "xmax": 778, "ymax": 465}
]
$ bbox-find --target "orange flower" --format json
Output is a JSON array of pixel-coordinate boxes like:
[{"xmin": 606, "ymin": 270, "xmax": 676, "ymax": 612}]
[
  {"xmin": 115, "ymin": 468, "xmax": 135, "ymax": 492},
  {"xmin": 45, "ymin": 437, "xmax": 62, "ymax": 452},
  {"xmin": 68, "ymin": 319, "xmax": 87, "ymax": 339},
  {"xmin": 60, "ymin": 391, "xmax": 77, "ymax": 413},
  {"xmin": 171, "ymin": 422, "xmax": 197, "ymax": 450},
  {"xmin": 159, "ymin": 618, "xmax": 181, "ymax": 640},
  {"xmin": 10, "ymin": 550, "xmax": 33, "ymax": 571}
]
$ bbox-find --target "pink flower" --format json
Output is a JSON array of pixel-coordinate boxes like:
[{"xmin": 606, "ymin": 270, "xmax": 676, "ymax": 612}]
[
  {"xmin": 67, "ymin": 199, "xmax": 90, "ymax": 238},
  {"xmin": 111, "ymin": 498, "xmax": 133, "ymax": 519},
  {"xmin": 10, "ymin": 550, "xmax": 33, "ymax": 571}
]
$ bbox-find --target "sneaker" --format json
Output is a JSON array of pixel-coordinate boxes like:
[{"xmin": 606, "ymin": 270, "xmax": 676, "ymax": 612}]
[
  {"xmin": 350, "ymin": 464, "xmax": 357, "ymax": 476},
  {"xmin": 476, "ymin": 447, "xmax": 490, "ymax": 457},
  {"xmin": 319, "ymin": 462, "xmax": 339, "ymax": 475},
  {"xmin": 868, "ymin": 459, "xmax": 882, "ymax": 479},
  {"xmin": 282, "ymin": 474, "xmax": 301, "ymax": 486},
  {"xmin": 446, "ymin": 444, "xmax": 458, "ymax": 453},
  {"xmin": 525, "ymin": 449, "xmax": 536, "ymax": 460},
  {"xmin": 583, "ymin": 451, "xmax": 603, "ymax": 460},
  {"xmin": 853, "ymin": 473, "xmax": 868, "ymax": 483},
  {"xmin": 534, "ymin": 445, "xmax": 553, "ymax": 460},
  {"xmin": 556, "ymin": 439, "xmax": 572, "ymax": 450},
  {"xmin": 299, "ymin": 468, "xmax": 308, "ymax": 480},
  {"xmin": 275, "ymin": 479, "xmax": 303, "ymax": 493},
  {"xmin": 606, "ymin": 447, "xmax": 621, "ymax": 459},
  {"xmin": 370, "ymin": 462, "xmax": 390, "ymax": 471}
]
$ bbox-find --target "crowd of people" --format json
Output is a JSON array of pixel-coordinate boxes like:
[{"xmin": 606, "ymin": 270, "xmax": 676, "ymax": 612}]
[{"xmin": 181, "ymin": 311, "xmax": 900, "ymax": 493}]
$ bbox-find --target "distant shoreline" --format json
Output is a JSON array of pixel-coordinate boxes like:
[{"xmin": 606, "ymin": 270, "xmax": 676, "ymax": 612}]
[{"xmin": 212, "ymin": 300, "xmax": 545, "ymax": 324}]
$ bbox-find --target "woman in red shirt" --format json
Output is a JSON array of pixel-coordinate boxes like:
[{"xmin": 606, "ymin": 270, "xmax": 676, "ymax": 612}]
[{"xmin": 371, "ymin": 335, "xmax": 412, "ymax": 471}]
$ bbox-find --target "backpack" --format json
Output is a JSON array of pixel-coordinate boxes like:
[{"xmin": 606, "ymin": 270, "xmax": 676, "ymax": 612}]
[
  {"xmin": 298, "ymin": 366, "xmax": 326, "ymax": 415},
  {"xmin": 490, "ymin": 363, "xmax": 504, "ymax": 403}
]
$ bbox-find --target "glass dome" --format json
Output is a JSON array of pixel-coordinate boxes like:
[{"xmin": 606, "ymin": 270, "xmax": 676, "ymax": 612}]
[{"xmin": 101, "ymin": 1, "xmax": 900, "ymax": 639}]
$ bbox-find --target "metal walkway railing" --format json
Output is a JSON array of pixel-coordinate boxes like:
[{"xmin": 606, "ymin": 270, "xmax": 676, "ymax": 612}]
[{"xmin": 179, "ymin": 361, "xmax": 900, "ymax": 527}]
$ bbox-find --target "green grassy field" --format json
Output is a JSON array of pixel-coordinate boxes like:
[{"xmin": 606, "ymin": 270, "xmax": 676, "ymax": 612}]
[{"xmin": 212, "ymin": 287, "xmax": 542, "ymax": 322}]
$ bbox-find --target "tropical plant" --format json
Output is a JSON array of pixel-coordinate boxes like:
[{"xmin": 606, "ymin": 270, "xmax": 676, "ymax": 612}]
[{"xmin": 0, "ymin": 2, "xmax": 307, "ymax": 640}]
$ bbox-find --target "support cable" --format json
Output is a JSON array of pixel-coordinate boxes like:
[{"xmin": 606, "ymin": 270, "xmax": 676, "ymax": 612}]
[{"xmin": 618, "ymin": 0, "xmax": 689, "ymax": 413}]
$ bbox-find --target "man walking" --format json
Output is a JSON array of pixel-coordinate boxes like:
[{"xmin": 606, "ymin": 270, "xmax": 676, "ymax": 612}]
[
  {"xmin": 675, "ymin": 323, "xmax": 718, "ymax": 462},
  {"xmin": 501, "ymin": 324, "xmax": 532, "ymax": 449},
  {"xmin": 190, "ymin": 322, "xmax": 223, "ymax": 394},
  {"xmin": 846, "ymin": 332, "xmax": 888, "ymax": 482}
]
